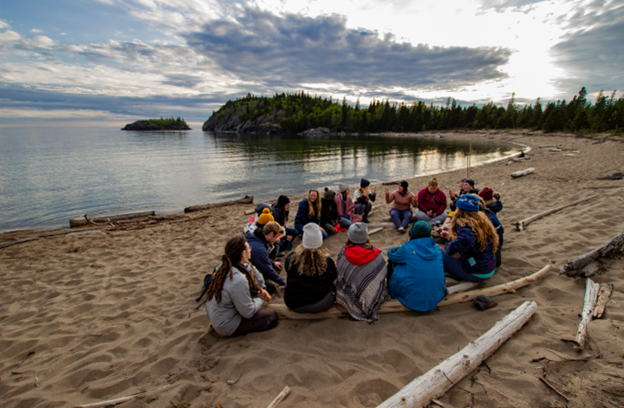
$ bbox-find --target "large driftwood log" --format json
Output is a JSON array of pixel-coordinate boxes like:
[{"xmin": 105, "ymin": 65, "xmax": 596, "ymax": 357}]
[
  {"xmin": 560, "ymin": 229, "xmax": 624, "ymax": 277},
  {"xmin": 515, "ymin": 194, "xmax": 599, "ymax": 231},
  {"xmin": 376, "ymin": 301, "xmax": 538, "ymax": 408},
  {"xmin": 573, "ymin": 278, "xmax": 600, "ymax": 351},
  {"xmin": 266, "ymin": 266, "xmax": 550, "ymax": 320},
  {"xmin": 510, "ymin": 167, "xmax": 535, "ymax": 178},
  {"xmin": 445, "ymin": 281, "xmax": 480, "ymax": 295},
  {"xmin": 184, "ymin": 195, "xmax": 254, "ymax": 213},
  {"xmin": 69, "ymin": 211, "xmax": 155, "ymax": 228},
  {"xmin": 593, "ymin": 283, "xmax": 613, "ymax": 319}
]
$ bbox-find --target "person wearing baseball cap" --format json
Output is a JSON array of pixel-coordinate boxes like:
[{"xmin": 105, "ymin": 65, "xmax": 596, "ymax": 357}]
[{"xmin": 440, "ymin": 195, "xmax": 498, "ymax": 282}]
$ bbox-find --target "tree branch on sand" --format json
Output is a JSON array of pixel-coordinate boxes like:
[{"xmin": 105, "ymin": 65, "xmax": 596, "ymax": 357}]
[
  {"xmin": 559, "ymin": 229, "xmax": 624, "ymax": 278},
  {"xmin": 515, "ymin": 194, "xmax": 599, "ymax": 231}
]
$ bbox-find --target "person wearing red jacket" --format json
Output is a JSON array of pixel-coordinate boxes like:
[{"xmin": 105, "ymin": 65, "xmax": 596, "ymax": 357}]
[{"xmin": 415, "ymin": 177, "xmax": 448, "ymax": 225}]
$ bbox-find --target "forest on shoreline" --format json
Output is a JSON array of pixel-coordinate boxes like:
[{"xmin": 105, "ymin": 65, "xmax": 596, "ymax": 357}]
[{"xmin": 208, "ymin": 87, "xmax": 623, "ymax": 135}]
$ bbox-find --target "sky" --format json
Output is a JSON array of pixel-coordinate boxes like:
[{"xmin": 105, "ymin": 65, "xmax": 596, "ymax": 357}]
[{"xmin": 0, "ymin": 0, "xmax": 622, "ymax": 125}]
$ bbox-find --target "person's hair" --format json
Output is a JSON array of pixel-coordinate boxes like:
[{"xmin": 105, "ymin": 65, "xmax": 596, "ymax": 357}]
[
  {"xmin": 288, "ymin": 245, "xmax": 328, "ymax": 276},
  {"xmin": 450, "ymin": 208, "xmax": 499, "ymax": 252},
  {"xmin": 207, "ymin": 236, "xmax": 261, "ymax": 303},
  {"xmin": 263, "ymin": 221, "xmax": 281, "ymax": 236},
  {"xmin": 427, "ymin": 177, "xmax": 439, "ymax": 188},
  {"xmin": 345, "ymin": 238, "xmax": 375, "ymax": 250},
  {"xmin": 357, "ymin": 185, "xmax": 369, "ymax": 198},
  {"xmin": 482, "ymin": 198, "xmax": 495, "ymax": 206},
  {"xmin": 307, "ymin": 189, "xmax": 322, "ymax": 218}
]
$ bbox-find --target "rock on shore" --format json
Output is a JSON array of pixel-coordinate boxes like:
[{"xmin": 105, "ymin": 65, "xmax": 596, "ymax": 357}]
[{"xmin": 202, "ymin": 106, "xmax": 285, "ymax": 134}]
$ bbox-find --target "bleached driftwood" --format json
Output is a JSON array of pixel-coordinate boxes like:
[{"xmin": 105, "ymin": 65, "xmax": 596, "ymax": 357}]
[
  {"xmin": 560, "ymin": 229, "xmax": 624, "ymax": 277},
  {"xmin": 510, "ymin": 167, "xmax": 535, "ymax": 178},
  {"xmin": 368, "ymin": 222, "xmax": 396, "ymax": 229},
  {"xmin": 266, "ymin": 266, "xmax": 550, "ymax": 320},
  {"xmin": 368, "ymin": 227, "xmax": 383, "ymax": 236},
  {"xmin": 593, "ymin": 283, "xmax": 613, "ymax": 319},
  {"xmin": 76, "ymin": 393, "xmax": 141, "ymax": 408},
  {"xmin": 69, "ymin": 211, "xmax": 155, "ymax": 228},
  {"xmin": 446, "ymin": 281, "xmax": 480, "ymax": 295},
  {"xmin": 244, "ymin": 208, "xmax": 256, "ymax": 215},
  {"xmin": 184, "ymin": 195, "xmax": 254, "ymax": 213},
  {"xmin": 266, "ymin": 386, "xmax": 290, "ymax": 408},
  {"xmin": 573, "ymin": 278, "xmax": 600, "ymax": 352},
  {"xmin": 515, "ymin": 194, "xmax": 599, "ymax": 231},
  {"xmin": 376, "ymin": 301, "xmax": 538, "ymax": 408}
]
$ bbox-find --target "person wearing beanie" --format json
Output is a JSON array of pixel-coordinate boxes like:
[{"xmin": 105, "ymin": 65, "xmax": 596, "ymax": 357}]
[
  {"xmin": 320, "ymin": 188, "xmax": 349, "ymax": 235},
  {"xmin": 384, "ymin": 181, "xmax": 417, "ymax": 232},
  {"xmin": 243, "ymin": 203, "xmax": 272, "ymax": 235},
  {"xmin": 271, "ymin": 195, "xmax": 298, "ymax": 251},
  {"xmin": 335, "ymin": 223, "xmax": 387, "ymax": 322},
  {"xmin": 476, "ymin": 194, "xmax": 504, "ymax": 267},
  {"xmin": 386, "ymin": 221, "xmax": 445, "ymax": 312},
  {"xmin": 256, "ymin": 208, "xmax": 274, "ymax": 226},
  {"xmin": 478, "ymin": 187, "xmax": 503, "ymax": 214},
  {"xmin": 335, "ymin": 183, "xmax": 362, "ymax": 226},
  {"xmin": 449, "ymin": 178, "xmax": 476, "ymax": 211},
  {"xmin": 440, "ymin": 195, "xmax": 499, "ymax": 282},
  {"xmin": 415, "ymin": 177, "xmax": 448, "ymax": 226},
  {"xmin": 354, "ymin": 178, "xmax": 377, "ymax": 223},
  {"xmin": 294, "ymin": 189, "xmax": 328, "ymax": 240},
  {"xmin": 246, "ymin": 221, "xmax": 286, "ymax": 293},
  {"xmin": 284, "ymin": 223, "xmax": 337, "ymax": 314}
]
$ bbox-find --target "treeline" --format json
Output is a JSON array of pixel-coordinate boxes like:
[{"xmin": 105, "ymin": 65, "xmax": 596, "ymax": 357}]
[
  {"xmin": 148, "ymin": 117, "xmax": 189, "ymax": 128},
  {"xmin": 211, "ymin": 87, "xmax": 623, "ymax": 134}
]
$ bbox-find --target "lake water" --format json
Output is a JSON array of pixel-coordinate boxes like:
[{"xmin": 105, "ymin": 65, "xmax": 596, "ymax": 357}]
[{"xmin": 0, "ymin": 126, "xmax": 517, "ymax": 232}]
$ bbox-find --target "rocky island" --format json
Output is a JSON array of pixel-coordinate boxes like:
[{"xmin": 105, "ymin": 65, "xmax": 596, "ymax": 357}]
[{"xmin": 122, "ymin": 117, "xmax": 191, "ymax": 131}]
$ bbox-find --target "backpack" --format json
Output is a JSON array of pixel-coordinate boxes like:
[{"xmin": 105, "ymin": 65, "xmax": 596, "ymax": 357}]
[{"xmin": 195, "ymin": 273, "xmax": 214, "ymax": 310}]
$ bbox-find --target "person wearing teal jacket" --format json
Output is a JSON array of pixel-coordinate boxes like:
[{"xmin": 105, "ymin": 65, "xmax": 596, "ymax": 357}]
[{"xmin": 387, "ymin": 221, "xmax": 446, "ymax": 312}]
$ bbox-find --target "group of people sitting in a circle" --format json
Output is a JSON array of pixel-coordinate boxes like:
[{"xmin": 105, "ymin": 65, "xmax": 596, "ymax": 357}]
[{"xmin": 204, "ymin": 177, "xmax": 504, "ymax": 337}]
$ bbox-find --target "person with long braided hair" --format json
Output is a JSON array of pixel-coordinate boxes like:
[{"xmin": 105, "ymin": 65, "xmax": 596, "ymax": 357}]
[
  {"xmin": 440, "ymin": 194, "xmax": 499, "ymax": 282},
  {"xmin": 205, "ymin": 236, "xmax": 278, "ymax": 337}
]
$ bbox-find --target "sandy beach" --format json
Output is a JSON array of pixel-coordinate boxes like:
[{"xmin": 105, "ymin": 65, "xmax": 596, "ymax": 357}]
[{"xmin": 1, "ymin": 131, "xmax": 624, "ymax": 408}]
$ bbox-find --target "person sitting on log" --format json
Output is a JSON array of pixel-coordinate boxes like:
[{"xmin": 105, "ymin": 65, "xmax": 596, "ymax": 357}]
[
  {"xmin": 385, "ymin": 180, "xmax": 417, "ymax": 233},
  {"xmin": 353, "ymin": 178, "xmax": 377, "ymax": 223},
  {"xmin": 246, "ymin": 220, "xmax": 285, "ymax": 293},
  {"xmin": 335, "ymin": 223, "xmax": 387, "ymax": 322},
  {"xmin": 449, "ymin": 178, "xmax": 475, "ymax": 211},
  {"xmin": 271, "ymin": 195, "xmax": 298, "ymax": 251},
  {"xmin": 440, "ymin": 195, "xmax": 498, "ymax": 283},
  {"xmin": 387, "ymin": 221, "xmax": 446, "ymax": 312},
  {"xmin": 478, "ymin": 187, "xmax": 503, "ymax": 214},
  {"xmin": 320, "ymin": 188, "xmax": 349, "ymax": 235},
  {"xmin": 205, "ymin": 235, "xmax": 277, "ymax": 337},
  {"xmin": 294, "ymin": 189, "xmax": 328, "ymax": 239},
  {"xmin": 335, "ymin": 183, "xmax": 362, "ymax": 226},
  {"xmin": 415, "ymin": 177, "xmax": 448, "ymax": 226},
  {"xmin": 284, "ymin": 223, "xmax": 337, "ymax": 314}
]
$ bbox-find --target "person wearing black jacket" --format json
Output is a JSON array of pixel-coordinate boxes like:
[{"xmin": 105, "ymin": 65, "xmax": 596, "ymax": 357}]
[
  {"xmin": 320, "ymin": 188, "xmax": 348, "ymax": 235},
  {"xmin": 353, "ymin": 178, "xmax": 376, "ymax": 223},
  {"xmin": 271, "ymin": 195, "xmax": 297, "ymax": 251}
]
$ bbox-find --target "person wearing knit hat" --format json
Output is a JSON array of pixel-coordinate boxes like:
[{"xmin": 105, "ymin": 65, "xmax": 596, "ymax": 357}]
[
  {"xmin": 335, "ymin": 183, "xmax": 362, "ymax": 226},
  {"xmin": 387, "ymin": 220, "xmax": 445, "ymax": 312},
  {"xmin": 244, "ymin": 203, "xmax": 272, "ymax": 235},
  {"xmin": 449, "ymin": 179, "xmax": 476, "ymax": 212},
  {"xmin": 479, "ymin": 187, "xmax": 503, "ymax": 214},
  {"xmin": 256, "ymin": 208, "xmax": 275, "ymax": 226},
  {"xmin": 246, "ymin": 221, "xmax": 286, "ymax": 293},
  {"xmin": 415, "ymin": 177, "xmax": 448, "ymax": 226},
  {"xmin": 335, "ymin": 223, "xmax": 387, "ymax": 322},
  {"xmin": 384, "ymin": 181, "xmax": 417, "ymax": 232},
  {"xmin": 439, "ymin": 194, "xmax": 499, "ymax": 283},
  {"xmin": 354, "ymin": 179, "xmax": 377, "ymax": 223},
  {"xmin": 294, "ymin": 189, "xmax": 328, "ymax": 240},
  {"xmin": 320, "ymin": 188, "xmax": 348, "ymax": 236},
  {"xmin": 271, "ymin": 195, "xmax": 298, "ymax": 252},
  {"xmin": 284, "ymin": 223, "xmax": 337, "ymax": 314}
]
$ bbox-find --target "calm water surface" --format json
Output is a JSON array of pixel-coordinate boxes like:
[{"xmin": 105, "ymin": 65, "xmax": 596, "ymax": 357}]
[{"xmin": 0, "ymin": 126, "xmax": 517, "ymax": 232}]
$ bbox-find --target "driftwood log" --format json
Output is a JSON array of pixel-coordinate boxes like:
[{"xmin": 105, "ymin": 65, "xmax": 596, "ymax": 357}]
[
  {"xmin": 560, "ymin": 229, "xmax": 624, "ymax": 277},
  {"xmin": 515, "ymin": 194, "xmax": 599, "ymax": 231},
  {"xmin": 573, "ymin": 278, "xmax": 600, "ymax": 352},
  {"xmin": 184, "ymin": 195, "xmax": 254, "ymax": 213},
  {"xmin": 376, "ymin": 301, "xmax": 538, "ymax": 408},
  {"xmin": 595, "ymin": 172, "xmax": 624, "ymax": 180},
  {"xmin": 445, "ymin": 281, "xmax": 480, "ymax": 295},
  {"xmin": 266, "ymin": 386, "xmax": 290, "ymax": 408},
  {"xmin": 76, "ymin": 393, "xmax": 141, "ymax": 408},
  {"xmin": 265, "ymin": 266, "xmax": 550, "ymax": 320},
  {"xmin": 69, "ymin": 211, "xmax": 155, "ymax": 228},
  {"xmin": 593, "ymin": 283, "xmax": 613, "ymax": 319},
  {"xmin": 368, "ymin": 227, "xmax": 383, "ymax": 236},
  {"xmin": 510, "ymin": 167, "xmax": 535, "ymax": 178}
]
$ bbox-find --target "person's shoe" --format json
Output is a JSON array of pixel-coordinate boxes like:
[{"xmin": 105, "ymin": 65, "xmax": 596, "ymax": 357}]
[
  {"xmin": 363, "ymin": 215, "xmax": 370, "ymax": 223},
  {"xmin": 398, "ymin": 226, "xmax": 405, "ymax": 233}
]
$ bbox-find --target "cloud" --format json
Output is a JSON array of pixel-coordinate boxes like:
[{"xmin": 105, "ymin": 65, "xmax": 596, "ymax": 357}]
[
  {"xmin": 479, "ymin": 0, "xmax": 546, "ymax": 10},
  {"xmin": 30, "ymin": 28, "xmax": 43, "ymax": 33},
  {"xmin": 162, "ymin": 74, "xmax": 203, "ymax": 88},
  {"xmin": 185, "ymin": 7, "xmax": 511, "ymax": 90}
]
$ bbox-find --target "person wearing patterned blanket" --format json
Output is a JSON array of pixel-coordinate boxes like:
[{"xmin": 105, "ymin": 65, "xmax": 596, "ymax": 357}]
[{"xmin": 335, "ymin": 223, "xmax": 387, "ymax": 322}]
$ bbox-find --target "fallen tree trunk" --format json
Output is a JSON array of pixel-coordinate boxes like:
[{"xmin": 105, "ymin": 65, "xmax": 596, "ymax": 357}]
[
  {"xmin": 559, "ymin": 229, "xmax": 624, "ymax": 277},
  {"xmin": 184, "ymin": 195, "xmax": 254, "ymax": 213},
  {"xmin": 515, "ymin": 194, "xmax": 599, "ymax": 231},
  {"xmin": 593, "ymin": 283, "xmax": 613, "ymax": 319},
  {"xmin": 70, "ymin": 211, "xmax": 155, "ymax": 228},
  {"xmin": 510, "ymin": 167, "xmax": 535, "ymax": 178},
  {"xmin": 573, "ymin": 278, "xmax": 600, "ymax": 352},
  {"xmin": 266, "ymin": 266, "xmax": 550, "ymax": 320},
  {"xmin": 376, "ymin": 301, "xmax": 538, "ymax": 408}
]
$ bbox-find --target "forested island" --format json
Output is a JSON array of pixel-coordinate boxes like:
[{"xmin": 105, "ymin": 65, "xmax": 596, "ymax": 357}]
[
  {"xmin": 202, "ymin": 88, "xmax": 623, "ymax": 135},
  {"xmin": 122, "ymin": 117, "xmax": 191, "ymax": 131}
]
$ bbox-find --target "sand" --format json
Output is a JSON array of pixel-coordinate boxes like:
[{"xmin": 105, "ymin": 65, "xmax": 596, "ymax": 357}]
[{"xmin": 1, "ymin": 131, "xmax": 624, "ymax": 408}]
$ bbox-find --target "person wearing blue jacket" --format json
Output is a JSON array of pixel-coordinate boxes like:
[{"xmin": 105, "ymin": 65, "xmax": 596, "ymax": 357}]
[
  {"xmin": 245, "ymin": 221, "xmax": 285, "ymax": 292},
  {"xmin": 387, "ymin": 221, "xmax": 446, "ymax": 312}
]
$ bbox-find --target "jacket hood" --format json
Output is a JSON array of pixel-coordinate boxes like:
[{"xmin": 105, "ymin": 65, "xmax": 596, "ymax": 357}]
[
  {"xmin": 408, "ymin": 237, "xmax": 439, "ymax": 261},
  {"xmin": 345, "ymin": 245, "xmax": 382, "ymax": 265}
]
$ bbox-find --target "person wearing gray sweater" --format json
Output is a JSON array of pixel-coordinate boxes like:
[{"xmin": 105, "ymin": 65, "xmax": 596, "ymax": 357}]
[{"xmin": 205, "ymin": 236, "xmax": 278, "ymax": 337}]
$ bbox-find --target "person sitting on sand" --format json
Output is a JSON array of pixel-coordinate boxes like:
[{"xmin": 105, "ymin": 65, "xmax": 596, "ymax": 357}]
[
  {"xmin": 415, "ymin": 177, "xmax": 448, "ymax": 226},
  {"xmin": 284, "ymin": 223, "xmax": 338, "ymax": 314},
  {"xmin": 271, "ymin": 195, "xmax": 298, "ymax": 251},
  {"xmin": 335, "ymin": 223, "xmax": 387, "ymax": 322},
  {"xmin": 294, "ymin": 189, "xmax": 328, "ymax": 239},
  {"xmin": 440, "ymin": 195, "xmax": 498, "ymax": 283},
  {"xmin": 387, "ymin": 221, "xmax": 446, "ymax": 312},
  {"xmin": 477, "ymin": 194, "xmax": 504, "ymax": 268},
  {"xmin": 321, "ymin": 188, "xmax": 348, "ymax": 235},
  {"xmin": 335, "ymin": 183, "xmax": 361, "ymax": 226},
  {"xmin": 205, "ymin": 236, "xmax": 277, "ymax": 337},
  {"xmin": 478, "ymin": 187, "xmax": 503, "ymax": 214},
  {"xmin": 449, "ymin": 178, "xmax": 475, "ymax": 211},
  {"xmin": 244, "ymin": 203, "xmax": 271, "ymax": 235},
  {"xmin": 353, "ymin": 178, "xmax": 376, "ymax": 223},
  {"xmin": 246, "ymin": 221, "xmax": 285, "ymax": 293},
  {"xmin": 385, "ymin": 181, "xmax": 417, "ymax": 233}
]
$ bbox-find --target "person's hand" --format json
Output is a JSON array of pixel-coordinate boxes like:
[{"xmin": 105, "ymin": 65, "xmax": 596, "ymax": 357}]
[
  {"xmin": 274, "ymin": 261, "xmax": 283, "ymax": 270},
  {"xmin": 259, "ymin": 288, "xmax": 272, "ymax": 302},
  {"xmin": 440, "ymin": 230, "xmax": 450, "ymax": 239},
  {"xmin": 385, "ymin": 188, "xmax": 389, "ymax": 195},
  {"xmin": 449, "ymin": 190, "xmax": 454, "ymax": 197},
  {"xmin": 320, "ymin": 227, "xmax": 325, "ymax": 233},
  {"xmin": 373, "ymin": 186, "xmax": 377, "ymax": 194},
  {"xmin": 452, "ymin": 253, "xmax": 460, "ymax": 258},
  {"xmin": 286, "ymin": 235, "xmax": 293, "ymax": 242}
]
